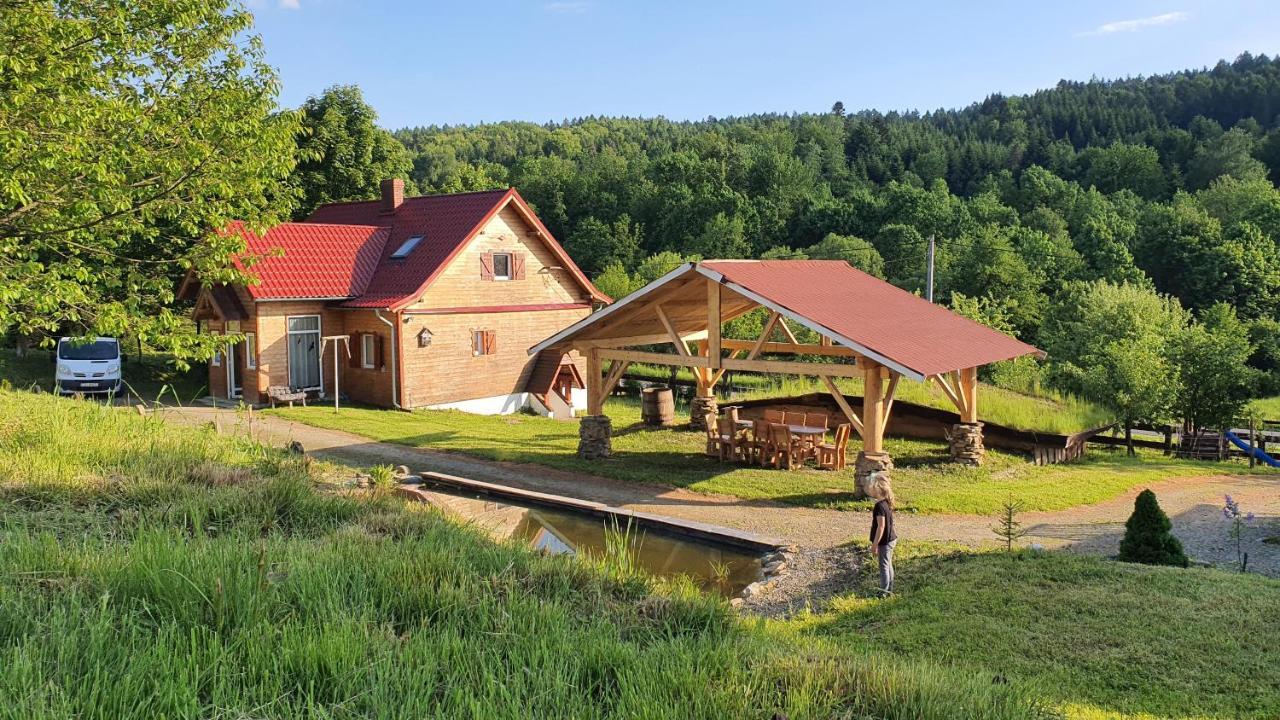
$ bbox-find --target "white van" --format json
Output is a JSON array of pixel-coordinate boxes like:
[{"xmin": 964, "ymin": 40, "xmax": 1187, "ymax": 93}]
[{"xmin": 55, "ymin": 337, "xmax": 123, "ymax": 395}]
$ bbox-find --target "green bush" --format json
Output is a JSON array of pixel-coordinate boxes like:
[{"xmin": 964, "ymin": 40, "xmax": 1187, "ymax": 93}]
[{"xmin": 1117, "ymin": 489, "xmax": 1189, "ymax": 567}]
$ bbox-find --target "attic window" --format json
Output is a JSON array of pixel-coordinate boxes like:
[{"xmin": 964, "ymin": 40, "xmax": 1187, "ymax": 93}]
[{"xmin": 390, "ymin": 236, "xmax": 422, "ymax": 259}]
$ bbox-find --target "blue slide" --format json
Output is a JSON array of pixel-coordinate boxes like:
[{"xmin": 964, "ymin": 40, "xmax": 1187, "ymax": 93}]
[{"xmin": 1224, "ymin": 430, "xmax": 1280, "ymax": 468}]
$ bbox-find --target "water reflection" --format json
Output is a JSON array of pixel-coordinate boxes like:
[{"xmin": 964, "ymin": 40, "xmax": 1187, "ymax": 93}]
[{"xmin": 419, "ymin": 488, "xmax": 762, "ymax": 597}]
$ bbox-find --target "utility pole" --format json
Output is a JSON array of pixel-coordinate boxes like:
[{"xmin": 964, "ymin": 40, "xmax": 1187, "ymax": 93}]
[{"xmin": 926, "ymin": 234, "xmax": 936, "ymax": 302}]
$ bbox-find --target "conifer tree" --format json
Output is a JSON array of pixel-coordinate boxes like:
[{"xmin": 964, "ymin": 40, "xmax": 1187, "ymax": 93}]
[{"xmin": 1118, "ymin": 490, "xmax": 1189, "ymax": 567}]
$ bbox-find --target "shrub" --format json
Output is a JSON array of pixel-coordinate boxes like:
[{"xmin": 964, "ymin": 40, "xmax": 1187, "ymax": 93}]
[{"xmin": 1118, "ymin": 489, "xmax": 1189, "ymax": 567}]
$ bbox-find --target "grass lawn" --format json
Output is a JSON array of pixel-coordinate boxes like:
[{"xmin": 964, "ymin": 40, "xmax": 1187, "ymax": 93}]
[
  {"xmin": 1248, "ymin": 394, "xmax": 1280, "ymax": 420},
  {"xmin": 268, "ymin": 398, "xmax": 1273, "ymax": 515},
  {"xmin": 0, "ymin": 389, "xmax": 1044, "ymax": 719},
  {"xmin": 797, "ymin": 544, "xmax": 1280, "ymax": 719},
  {"xmin": 0, "ymin": 347, "xmax": 205, "ymax": 403}
]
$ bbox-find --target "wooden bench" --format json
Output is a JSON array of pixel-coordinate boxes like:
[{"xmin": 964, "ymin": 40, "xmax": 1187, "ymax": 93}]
[{"xmin": 267, "ymin": 386, "xmax": 307, "ymax": 408}]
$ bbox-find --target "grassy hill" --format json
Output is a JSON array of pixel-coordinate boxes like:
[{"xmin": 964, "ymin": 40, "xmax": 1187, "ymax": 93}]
[{"xmin": 3, "ymin": 389, "xmax": 1277, "ymax": 718}]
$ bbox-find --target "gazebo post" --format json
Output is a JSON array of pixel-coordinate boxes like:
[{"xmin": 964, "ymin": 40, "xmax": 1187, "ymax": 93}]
[
  {"xmin": 577, "ymin": 347, "xmax": 612, "ymax": 459},
  {"xmin": 689, "ymin": 279, "xmax": 721, "ymax": 429},
  {"xmin": 950, "ymin": 366, "xmax": 985, "ymax": 465},
  {"xmin": 855, "ymin": 362, "xmax": 894, "ymax": 498}
]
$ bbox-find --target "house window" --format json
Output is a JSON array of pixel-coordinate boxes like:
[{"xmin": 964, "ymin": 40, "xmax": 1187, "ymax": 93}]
[
  {"xmin": 211, "ymin": 346, "xmax": 221, "ymax": 367},
  {"xmin": 245, "ymin": 332, "xmax": 256, "ymax": 369},
  {"xmin": 472, "ymin": 329, "xmax": 495, "ymax": 356},
  {"xmin": 361, "ymin": 333, "xmax": 376, "ymax": 368},
  {"xmin": 492, "ymin": 253, "xmax": 511, "ymax": 280}
]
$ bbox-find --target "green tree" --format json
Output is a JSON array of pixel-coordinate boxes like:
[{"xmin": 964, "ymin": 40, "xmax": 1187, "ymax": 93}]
[
  {"xmin": 592, "ymin": 262, "xmax": 640, "ymax": 301},
  {"xmin": 1171, "ymin": 305, "xmax": 1256, "ymax": 431},
  {"xmin": 289, "ymin": 85, "xmax": 416, "ymax": 219},
  {"xmin": 1117, "ymin": 490, "xmax": 1189, "ymax": 567},
  {"xmin": 565, "ymin": 215, "xmax": 642, "ymax": 276},
  {"xmin": 690, "ymin": 212, "xmax": 751, "ymax": 259},
  {"xmin": 803, "ymin": 233, "xmax": 885, "ymax": 277},
  {"xmin": 1, "ymin": 0, "xmax": 299, "ymax": 358},
  {"xmin": 1185, "ymin": 128, "xmax": 1268, "ymax": 190},
  {"xmin": 1076, "ymin": 143, "xmax": 1167, "ymax": 199}
]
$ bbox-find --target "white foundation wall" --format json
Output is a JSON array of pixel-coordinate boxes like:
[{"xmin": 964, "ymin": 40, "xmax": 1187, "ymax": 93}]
[{"xmin": 424, "ymin": 392, "xmax": 532, "ymax": 415}]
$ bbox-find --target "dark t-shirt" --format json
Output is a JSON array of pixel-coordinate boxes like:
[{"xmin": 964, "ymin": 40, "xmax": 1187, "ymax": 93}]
[{"xmin": 870, "ymin": 499, "xmax": 896, "ymax": 545}]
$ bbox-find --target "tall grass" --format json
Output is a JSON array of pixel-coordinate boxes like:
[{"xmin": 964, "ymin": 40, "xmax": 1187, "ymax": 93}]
[{"xmin": 0, "ymin": 390, "xmax": 1050, "ymax": 719}]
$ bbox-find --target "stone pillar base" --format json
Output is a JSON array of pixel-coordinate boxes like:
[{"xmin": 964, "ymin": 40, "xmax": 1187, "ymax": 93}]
[
  {"xmin": 578, "ymin": 415, "xmax": 612, "ymax": 460},
  {"xmin": 689, "ymin": 395, "xmax": 718, "ymax": 430},
  {"xmin": 950, "ymin": 422, "xmax": 985, "ymax": 465},
  {"xmin": 854, "ymin": 451, "xmax": 894, "ymax": 498}
]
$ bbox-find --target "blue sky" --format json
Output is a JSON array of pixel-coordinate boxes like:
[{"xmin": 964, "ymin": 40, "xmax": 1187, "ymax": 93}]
[{"xmin": 246, "ymin": 0, "xmax": 1280, "ymax": 129}]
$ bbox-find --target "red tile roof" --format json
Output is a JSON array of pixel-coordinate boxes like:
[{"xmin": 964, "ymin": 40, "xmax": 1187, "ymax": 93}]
[
  {"xmin": 306, "ymin": 188, "xmax": 608, "ymax": 309},
  {"xmin": 701, "ymin": 260, "xmax": 1044, "ymax": 378},
  {"xmin": 227, "ymin": 221, "xmax": 389, "ymax": 300}
]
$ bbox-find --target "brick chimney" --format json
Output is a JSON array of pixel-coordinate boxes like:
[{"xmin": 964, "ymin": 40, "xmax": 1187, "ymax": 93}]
[{"xmin": 380, "ymin": 178, "xmax": 404, "ymax": 213}]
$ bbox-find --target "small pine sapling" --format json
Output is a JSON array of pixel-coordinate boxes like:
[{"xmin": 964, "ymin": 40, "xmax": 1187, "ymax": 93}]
[
  {"xmin": 1118, "ymin": 489, "xmax": 1188, "ymax": 567},
  {"xmin": 992, "ymin": 498, "xmax": 1028, "ymax": 551}
]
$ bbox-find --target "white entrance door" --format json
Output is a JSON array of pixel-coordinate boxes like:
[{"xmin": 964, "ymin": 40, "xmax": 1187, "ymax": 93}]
[{"xmin": 287, "ymin": 316, "xmax": 322, "ymax": 391}]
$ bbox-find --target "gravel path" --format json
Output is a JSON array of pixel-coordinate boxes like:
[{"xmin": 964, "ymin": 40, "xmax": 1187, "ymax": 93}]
[{"xmin": 162, "ymin": 405, "xmax": 1280, "ymax": 577}]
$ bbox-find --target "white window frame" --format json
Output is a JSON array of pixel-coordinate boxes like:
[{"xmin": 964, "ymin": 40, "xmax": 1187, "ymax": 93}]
[
  {"xmin": 472, "ymin": 330, "xmax": 485, "ymax": 356},
  {"xmin": 492, "ymin": 252, "xmax": 512, "ymax": 281},
  {"xmin": 361, "ymin": 333, "xmax": 376, "ymax": 369},
  {"xmin": 286, "ymin": 314, "xmax": 324, "ymax": 393},
  {"xmin": 244, "ymin": 332, "xmax": 256, "ymax": 369}
]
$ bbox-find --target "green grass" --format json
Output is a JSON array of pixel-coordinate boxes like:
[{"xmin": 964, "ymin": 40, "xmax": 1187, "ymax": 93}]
[
  {"xmin": 269, "ymin": 398, "xmax": 1272, "ymax": 515},
  {"xmin": 1247, "ymin": 394, "xmax": 1280, "ymax": 421},
  {"xmin": 0, "ymin": 347, "xmax": 205, "ymax": 403},
  {"xmin": 797, "ymin": 545, "xmax": 1280, "ymax": 719},
  {"xmin": 0, "ymin": 389, "xmax": 1047, "ymax": 719}
]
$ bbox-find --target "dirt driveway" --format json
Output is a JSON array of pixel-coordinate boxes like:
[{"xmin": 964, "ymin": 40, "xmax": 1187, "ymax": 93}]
[{"xmin": 162, "ymin": 404, "xmax": 1280, "ymax": 576}]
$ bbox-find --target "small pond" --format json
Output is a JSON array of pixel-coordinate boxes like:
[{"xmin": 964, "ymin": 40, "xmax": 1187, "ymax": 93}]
[{"xmin": 411, "ymin": 485, "xmax": 764, "ymax": 597}]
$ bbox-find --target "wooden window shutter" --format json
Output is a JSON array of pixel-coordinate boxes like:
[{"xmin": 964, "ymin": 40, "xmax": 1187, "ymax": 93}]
[
  {"xmin": 480, "ymin": 251, "xmax": 494, "ymax": 280},
  {"xmin": 483, "ymin": 330, "xmax": 496, "ymax": 355},
  {"xmin": 376, "ymin": 333, "xmax": 386, "ymax": 370},
  {"xmin": 512, "ymin": 252, "xmax": 526, "ymax": 280},
  {"xmin": 348, "ymin": 335, "xmax": 360, "ymax": 368}
]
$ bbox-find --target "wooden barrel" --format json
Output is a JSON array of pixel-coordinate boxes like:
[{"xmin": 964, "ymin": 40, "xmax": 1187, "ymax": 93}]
[{"xmin": 641, "ymin": 386, "xmax": 675, "ymax": 426}]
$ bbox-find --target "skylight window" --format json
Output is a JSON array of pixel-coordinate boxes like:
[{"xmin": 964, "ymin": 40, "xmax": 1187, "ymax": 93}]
[{"xmin": 390, "ymin": 236, "xmax": 422, "ymax": 259}]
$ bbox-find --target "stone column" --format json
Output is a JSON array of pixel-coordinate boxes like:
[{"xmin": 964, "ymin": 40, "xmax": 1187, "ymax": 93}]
[
  {"xmin": 950, "ymin": 422, "xmax": 985, "ymax": 465},
  {"xmin": 689, "ymin": 394, "xmax": 718, "ymax": 430},
  {"xmin": 854, "ymin": 451, "xmax": 894, "ymax": 498},
  {"xmin": 578, "ymin": 415, "xmax": 612, "ymax": 460}
]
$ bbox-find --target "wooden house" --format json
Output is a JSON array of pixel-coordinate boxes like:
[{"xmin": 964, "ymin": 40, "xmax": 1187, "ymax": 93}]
[{"xmin": 179, "ymin": 181, "xmax": 608, "ymax": 417}]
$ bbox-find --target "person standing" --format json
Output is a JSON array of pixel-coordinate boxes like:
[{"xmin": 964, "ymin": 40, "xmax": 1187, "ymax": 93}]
[{"xmin": 867, "ymin": 472, "xmax": 897, "ymax": 595}]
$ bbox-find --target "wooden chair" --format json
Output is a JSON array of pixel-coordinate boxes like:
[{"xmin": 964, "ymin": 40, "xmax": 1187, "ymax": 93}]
[
  {"xmin": 804, "ymin": 412, "xmax": 829, "ymax": 430},
  {"xmin": 267, "ymin": 386, "xmax": 307, "ymax": 408},
  {"xmin": 763, "ymin": 409, "xmax": 784, "ymax": 423},
  {"xmin": 704, "ymin": 412, "xmax": 725, "ymax": 459},
  {"xmin": 747, "ymin": 419, "xmax": 773, "ymax": 465},
  {"xmin": 766, "ymin": 423, "xmax": 802, "ymax": 470},
  {"xmin": 717, "ymin": 415, "xmax": 747, "ymax": 461},
  {"xmin": 817, "ymin": 424, "xmax": 852, "ymax": 471}
]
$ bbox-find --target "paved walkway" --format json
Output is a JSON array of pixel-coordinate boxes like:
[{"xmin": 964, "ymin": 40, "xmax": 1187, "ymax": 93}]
[{"xmin": 162, "ymin": 405, "xmax": 1280, "ymax": 576}]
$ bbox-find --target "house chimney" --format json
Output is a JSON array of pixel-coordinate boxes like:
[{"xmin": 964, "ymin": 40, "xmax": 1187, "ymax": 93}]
[{"xmin": 380, "ymin": 178, "xmax": 404, "ymax": 213}]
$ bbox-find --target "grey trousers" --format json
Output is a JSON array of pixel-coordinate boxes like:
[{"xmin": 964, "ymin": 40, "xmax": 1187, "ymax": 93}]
[{"xmin": 877, "ymin": 540, "xmax": 896, "ymax": 594}]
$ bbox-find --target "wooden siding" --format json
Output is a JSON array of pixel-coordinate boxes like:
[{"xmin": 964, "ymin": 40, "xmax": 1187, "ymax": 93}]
[
  {"xmin": 337, "ymin": 310, "xmax": 395, "ymax": 407},
  {"xmin": 410, "ymin": 205, "xmax": 591, "ymax": 310},
  {"xmin": 400, "ymin": 307, "xmax": 588, "ymax": 408}
]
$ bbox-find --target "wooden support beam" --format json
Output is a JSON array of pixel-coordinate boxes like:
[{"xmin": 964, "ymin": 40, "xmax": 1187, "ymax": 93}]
[
  {"xmin": 586, "ymin": 348, "xmax": 603, "ymax": 415},
  {"xmin": 601, "ymin": 360, "xmax": 630, "ymax": 399},
  {"xmin": 863, "ymin": 363, "xmax": 886, "ymax": 454},
  {"xmin": 776, "ymin": 316, "xmax": 800, "ymax": 344},
  {"xmin": 708, "ymin": 350, "xmax": 742, "ymax": 387},
  {"xmin": 574, "ymin": 330, "xmax": 708, "ymax": 349},
  {"xmin": 600, "ymin": 348, "xmax": 711, "ymax": 368},
  {"xmin": 821, "ymin": 375, "xmax": 864, "ymax": 438},
  {"xmin": 882, "ymin": 371, "xmax": 900, "ymax": 427},
  {"xmin": 707, "ymin": 279, "xmax": 722, "ymax": 367},
  {"xmin": 720, "ymin": 338, "xmax": 862, "ymax": 359},
  {"xmin": 719, "ymin": 356, "xmax": 863, "ymax": 378},
  {"xmin": 746, "ymin": 312, "xmax": 781, "ymax": 360},
  {"xmin": 932, "ymin": 373, "xmax": 966, "ymax": 417},
  {"xmin": 959, "ymin": 366, "xmax": 979, "ymax": 423},
  {"xmin": 654, "ymin": 304, "xmax": 690, "ymax": 357}
]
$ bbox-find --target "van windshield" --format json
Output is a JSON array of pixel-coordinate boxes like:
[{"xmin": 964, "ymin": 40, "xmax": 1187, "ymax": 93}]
[{"xmin": 58, "ymin": 339, "xmax": 119, "ymax": 361}]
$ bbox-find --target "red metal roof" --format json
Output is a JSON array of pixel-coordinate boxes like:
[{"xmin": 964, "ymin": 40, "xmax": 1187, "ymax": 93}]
[
  {"xmin": 228, "ymin": 221, "xmax": 389, "ymax": 300},
  {"xmin": 701, "ymin": 260, "xmax": 1043, "ymax": 378}
]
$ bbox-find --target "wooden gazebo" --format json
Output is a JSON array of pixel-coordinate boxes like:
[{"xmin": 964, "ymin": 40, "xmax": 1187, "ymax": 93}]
[{"xmin": 529, "ymin": 260, "xmax": 1042, "ymax": 486}]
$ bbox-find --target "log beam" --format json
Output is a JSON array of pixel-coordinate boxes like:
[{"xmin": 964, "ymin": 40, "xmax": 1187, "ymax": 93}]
[
  {"xmin": 863, "ymin": 363, "xmax": 887, "ymax": 454},
  {"xmin": 586, "ymin": 348, "xmax": 604, "ymax": 415},
  {"xmin": 707, "ymin": 279, "xmax": 722, "ymax": 367},
  {"xmin": 720, "ymin": 338, "xmax": 862, "ymax": 359},
  {"xmin": 601, "ymin": 360, "xmax": 631, "ymax": 399},
  {"xmin": 821, "ymin": 375, "xmax": 864, "ymax": 438},
  {"xmin": 776, "ymin": 315, "xmax": 800, "ymax": 344},
  {"xmin": 599, "ymin": 348, "xmax": 710, "ymax": 368},
  {"xmin": 654, "ymin": 304, "xmax": 690, "ymax": 357},
  {"xmin": 959, "ymin": 366, "xmax": 979, "ymax": 423},
  {"xmin": 719, "ymin": 356, "xmax": 863, "ymax": 378}
]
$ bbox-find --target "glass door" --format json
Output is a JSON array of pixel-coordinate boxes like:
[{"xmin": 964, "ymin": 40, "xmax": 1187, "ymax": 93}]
[{"xmin": 287, "ymin": 316, "xmax": 322, "ymax": 390}]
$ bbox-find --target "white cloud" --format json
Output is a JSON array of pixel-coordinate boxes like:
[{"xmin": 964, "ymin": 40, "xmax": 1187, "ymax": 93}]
[
  {"xmin": 1080, "ymin": 11, "xmax": 1188, "ymax": 36},
  {"xmin": 544, "ymin": 1, "xmax": 591, "ymax": 13},
  {"xmin": 279, "ymin": 0, "xmax": 300, "ymax": 9}
]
